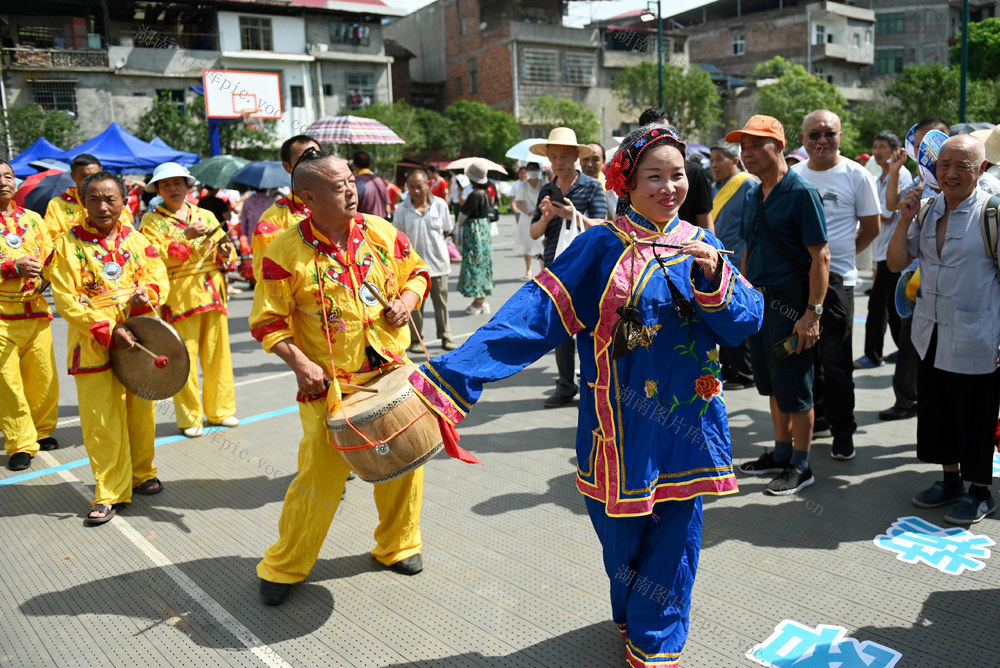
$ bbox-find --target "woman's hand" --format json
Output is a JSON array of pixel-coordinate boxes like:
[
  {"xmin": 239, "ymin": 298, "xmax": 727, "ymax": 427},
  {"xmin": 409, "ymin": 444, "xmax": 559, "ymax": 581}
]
[{"xmin": 679, "ymin": 240, "xmax": 722, "ymax": 283}]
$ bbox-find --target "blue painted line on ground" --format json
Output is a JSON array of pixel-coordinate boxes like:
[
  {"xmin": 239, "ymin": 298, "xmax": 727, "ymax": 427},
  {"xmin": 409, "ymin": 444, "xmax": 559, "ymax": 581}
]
[{"xmin": 0, "ymin": 404, "xmax": 298, "ymax": 487}]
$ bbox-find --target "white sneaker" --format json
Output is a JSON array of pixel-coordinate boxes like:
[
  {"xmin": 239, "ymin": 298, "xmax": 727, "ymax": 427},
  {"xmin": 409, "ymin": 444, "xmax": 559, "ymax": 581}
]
[
  {"xmin": 216, "ymin": 416, "xmax": 239, "ymax": 427},
  {"xmin": 182, "ymin": 425, "xmax": 203, "ymax": 438}
]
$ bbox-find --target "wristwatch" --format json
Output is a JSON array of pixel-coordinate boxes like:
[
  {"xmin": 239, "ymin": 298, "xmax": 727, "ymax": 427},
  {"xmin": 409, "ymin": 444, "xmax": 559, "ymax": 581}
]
[{"xmin": 807, "ymin": 304, "xmax": 824, "ymax": 316}]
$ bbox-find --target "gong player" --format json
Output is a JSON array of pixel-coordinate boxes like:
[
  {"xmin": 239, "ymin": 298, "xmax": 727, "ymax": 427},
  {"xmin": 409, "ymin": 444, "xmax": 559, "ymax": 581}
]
[
  {"xmin": 250, "ymin": 151, "xmax": 432, "ymax": 605},
  {"xmin": 45, "ymin": 171, "xmax": 170, "ymax": 525},
  {"xmin": 0, "ymin": 160, "xmax": 59, "ymax": 472}
]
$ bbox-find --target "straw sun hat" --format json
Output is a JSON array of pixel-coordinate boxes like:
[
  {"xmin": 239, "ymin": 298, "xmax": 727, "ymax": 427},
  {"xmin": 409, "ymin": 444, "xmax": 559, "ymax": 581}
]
[{"xmin": 529, "ymin": 127, "xmax": 594, "ymax": 159}]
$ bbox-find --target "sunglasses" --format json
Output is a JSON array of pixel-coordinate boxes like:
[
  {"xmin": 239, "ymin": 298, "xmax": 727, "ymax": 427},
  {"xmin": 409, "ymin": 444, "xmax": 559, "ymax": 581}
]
[{"xmin": 806, "ymin": 130, "xmax": 838, "ymax": 141}]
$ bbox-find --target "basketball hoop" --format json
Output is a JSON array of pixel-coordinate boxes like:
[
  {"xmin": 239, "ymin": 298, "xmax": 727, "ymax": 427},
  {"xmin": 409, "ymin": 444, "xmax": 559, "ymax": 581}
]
[{"xmin": 240, "ymin": 108, "xmax": 264, "ymax": 133}]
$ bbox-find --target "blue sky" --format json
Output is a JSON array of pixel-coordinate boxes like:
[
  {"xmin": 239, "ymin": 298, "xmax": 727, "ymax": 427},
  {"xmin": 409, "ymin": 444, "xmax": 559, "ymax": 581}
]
[{"xmin": 383, "ymin": 0, "xmax": 713, "ymax": 27}]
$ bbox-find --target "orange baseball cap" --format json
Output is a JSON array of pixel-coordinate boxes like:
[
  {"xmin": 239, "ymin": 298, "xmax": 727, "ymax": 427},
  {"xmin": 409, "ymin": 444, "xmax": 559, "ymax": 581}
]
[{"xmin": 725, "ymin": 115, "xmax": 785, "ymax": 147}]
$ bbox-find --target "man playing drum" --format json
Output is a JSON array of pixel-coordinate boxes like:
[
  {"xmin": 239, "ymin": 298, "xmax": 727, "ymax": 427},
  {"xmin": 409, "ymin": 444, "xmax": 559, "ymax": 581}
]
[
  {"xmin": 45, "ymin": 172, "xmax": 170, "ymax": 525},
  {"xmin": 0, "ymin": 160, "xmax": 59, "ymax": 471},
  {"xmin": 250, "ymin": 152, "xmax": 432, "ymax": 605}
]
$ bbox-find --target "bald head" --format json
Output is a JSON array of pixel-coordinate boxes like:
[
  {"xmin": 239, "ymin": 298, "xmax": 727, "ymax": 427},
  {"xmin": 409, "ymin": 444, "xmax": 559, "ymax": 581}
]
[
  {"xmin": 943, "ymin": 134, "xmax": 986, "ymax": 166},
  {"xmin": 938, "ymin": 134, "xmax": 987, "ymax": 204},
  {"xmin": 293, "ymin": 154, "xmax": 358, "ymax": 225},
  {"xmin": 802, "ymin": 109, "xmax": 840, "ymax": 131},
  {"xmin": 293, "ymin": 154, "xmax": 350, "ymax": 193}
]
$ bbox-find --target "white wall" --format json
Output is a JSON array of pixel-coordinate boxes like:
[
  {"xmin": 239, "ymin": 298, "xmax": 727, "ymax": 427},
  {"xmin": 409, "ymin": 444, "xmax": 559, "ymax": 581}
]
[{"xmin": 217, "ymin": 11, "xmax": 306, "ymax": 53}]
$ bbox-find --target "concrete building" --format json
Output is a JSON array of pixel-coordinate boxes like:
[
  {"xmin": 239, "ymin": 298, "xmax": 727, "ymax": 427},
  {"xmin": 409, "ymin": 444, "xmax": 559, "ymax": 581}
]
[
  {"xmin": 1, "ymin": 0, "xmax": 404, "ymax": 153},
  {"xmin": 384, "ymin": 0, "xmax": 687, "ymax": 141},
  {"xmin": 670, "ymin": 0, "xmax": 876, "ymax": 102}
]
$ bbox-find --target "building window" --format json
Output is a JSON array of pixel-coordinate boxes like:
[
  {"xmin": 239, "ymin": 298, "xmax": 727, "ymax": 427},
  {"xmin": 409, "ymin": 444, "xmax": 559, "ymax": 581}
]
[
  {"xmin": 455, "ymin": 77, "xmax": 462, "ymax": 95},
  {"xmin": 460, "ymin": 18, "xmax": 467, "ymax": 35},
  {"xmin": 323, "ymin": 84, "xmax": 333, "ymax": 96},
  {"xmin": 875, "ymin": 12, "xmax": 905, "ymax": 34},
  {"xmin": 731, "ymin": 33, "xmax": 745, "ymax": 56},
  {"xmin": 345, "ymin": 72, "xmax": 375, "ymax": 107},
  {"xmin": 674, "ymin": 40, "xmax": 685, "ymax": 54},
  {"xmin": 852, "ymin": 33, "xmax": 860, "ymax": 47},
  {"xmin": 522, "ymin": 48, "xmax": 558, "ymax": 84},
  {"xmin": 239, "ymin": 16, "xmax": 273, "ymax": 51},
  {"xmin": 469, "ymin": 58, "xmax": 478, "ymax": 94},
  {"xmin": 873, "ymin": 48, "xmax": 904, "ymax": 75},
  {"xmin": 866, "ymin": 30, "xmax": 872, "ymax": 44},
  {"xmin": 329, "ymin": 22, "xmax": 371, "ymax": 46},
  {"xmin": 18, "ymin": 25, "xmax": 58, "ymax": 48},
  {"xmin": 155, "ymin": 89, "xmax": 185, "ymax": 115},
  {"xmin": 564, "ymin": 52, "xmax": 596, "ymax": 86},
  {"xmin": 31, "ymin": 81, "xmax": 77, "ymax": 115},
  {"xmin": 290, "ymin": 85, "xmax": 305, "ymax": 108},
  {"xmin": 814, "ymin": 24, "xmax": 826, "ymax": 45}
]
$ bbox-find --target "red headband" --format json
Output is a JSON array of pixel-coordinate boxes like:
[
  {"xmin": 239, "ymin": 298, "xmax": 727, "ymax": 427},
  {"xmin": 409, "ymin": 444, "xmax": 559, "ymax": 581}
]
[{"xmin": 603, "ymin": 126, "xmax": 685, "ymax": 198}]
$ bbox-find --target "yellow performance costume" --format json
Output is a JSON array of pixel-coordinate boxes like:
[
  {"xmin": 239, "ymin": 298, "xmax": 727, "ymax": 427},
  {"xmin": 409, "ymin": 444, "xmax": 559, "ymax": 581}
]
[
  {"xmin": 250, "ymin": 212, "xmax": 431, "ymax": 582},
  {"xmin": 140, "ymin": 204, "xmax": 237, "ymax": 430},
  {"xmin": 45, "ymin": 220, "xmax": 169, "ymax": 506},
  {"xmin": 251, "ymin": 193, "xmax": 309, "ymax": 282},
  {"xmin": 44, "ymin": 186, "xmax": 130, "ymax": 243},
  {"xmin": 0, "ymin": 206, "xmax": 59, "ymax": 458}
]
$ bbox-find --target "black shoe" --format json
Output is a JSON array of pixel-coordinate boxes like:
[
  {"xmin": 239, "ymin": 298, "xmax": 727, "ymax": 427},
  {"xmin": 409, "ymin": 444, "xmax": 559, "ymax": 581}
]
[
  {"xmin": 259, "ymin": 579, "xmax": 293, "ymax": 606},
  {"xmin": 37, "ymin": 437, "xmax": 59, "ymax": 451},
  {"xmin": 723, "ymin": 378, "xmax": 755, "ymax": 391},
  {"xmin": 878, "ymin": 405, "xmax": 917, "ymax": 421},
  {"xmin": 830, "ymin": 437, "xmax": 855, "ymax": 461},
  {"xmin": 7, "ymin": 452, "xmax": 32, "ymax": 471},
  {"xmin": 763, "ymin": 467, "xmax": 815, "ymax": 496},
  {"xmin": 389, "ymin": 554, "xmax": 423, "ymax": 576},
  {"xmin": 738, "ymin": 450, "xmax": 788, "ymax": 475},
  {"xmin": 543, "ymin": 392, "xmax": 575, "ymax": 408}
]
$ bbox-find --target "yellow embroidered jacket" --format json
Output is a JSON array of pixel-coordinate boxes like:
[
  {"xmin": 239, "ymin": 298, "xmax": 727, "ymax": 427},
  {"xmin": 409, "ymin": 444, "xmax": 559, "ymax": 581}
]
[
  {"xmin": 44, "ymin": 187, "xmax": 131, "ymax": 244},
  {"xmin": 45, "ymin": 220, "xmax": 169, "ymax": 374},
  {"xmin": 250, "ymin": 213, "xmax": 429, "ymax": 403},
  {"xmin": 0, "ymin": 206, "xmax": 52, "ymax": 321},
  {"xmin": 251, "ymin": 194, "xmax": 309, "ymax": 282},
  {"xmin": 139, "ymin": 204, "xmax": 237, "ymax": 322}
]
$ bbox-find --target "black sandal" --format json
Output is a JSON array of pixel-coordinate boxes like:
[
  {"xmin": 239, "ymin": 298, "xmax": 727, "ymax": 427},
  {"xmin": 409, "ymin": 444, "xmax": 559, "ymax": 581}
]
[
  {"xmin": 84, "ymin": 504, "xmax": 116, "ymax": 526},
  {"xmin": 133, "ymin": 477, "xmax": 163, "ymax": 495}
]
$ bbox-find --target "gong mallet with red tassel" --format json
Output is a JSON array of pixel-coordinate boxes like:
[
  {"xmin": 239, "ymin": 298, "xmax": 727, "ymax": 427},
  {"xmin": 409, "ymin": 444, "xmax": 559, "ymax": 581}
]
[{"xmin": 131, "ymin": 341, "xmax": 170, "ymax": 368}]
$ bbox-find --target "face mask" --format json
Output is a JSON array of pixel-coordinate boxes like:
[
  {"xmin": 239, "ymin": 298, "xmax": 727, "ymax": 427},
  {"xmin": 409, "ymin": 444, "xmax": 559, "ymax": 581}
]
[{"xmin": 527, "ymin": 170, "xmax": 540, "ymax": 179}]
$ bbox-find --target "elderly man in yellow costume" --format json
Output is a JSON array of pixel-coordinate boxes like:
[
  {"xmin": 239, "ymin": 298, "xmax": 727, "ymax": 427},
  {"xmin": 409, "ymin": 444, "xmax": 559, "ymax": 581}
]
[
  {"xmin": 0, "ymin": 160, "xmax": 59, "ymax": 471},
  {"xmin": 140, "ymin": 162, "xmax": 238, "ymax": 437},
  {"xmin": 251, "ymin": 135, "xmax": 321, "ymax": 282},
  {"xmin": 45, "ymin": 171, "xmax": 170, "ymax": 525},
  {"xmin": 250, "ymin": 152, "xmax": 433, "ymax": 605},
  {"xmin": 43, "ymin": 154, "xmax": 131, "ymax": 242}
]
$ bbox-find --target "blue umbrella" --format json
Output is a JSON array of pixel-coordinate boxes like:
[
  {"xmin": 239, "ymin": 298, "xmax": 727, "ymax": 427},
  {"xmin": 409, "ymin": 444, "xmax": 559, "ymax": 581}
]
[{"xmin": 230, "ymin": 161, "xmax": 290, "ymax": 189}]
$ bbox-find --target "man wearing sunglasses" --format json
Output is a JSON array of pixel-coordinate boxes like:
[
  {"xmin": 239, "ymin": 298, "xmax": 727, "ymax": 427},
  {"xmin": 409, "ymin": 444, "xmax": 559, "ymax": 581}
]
[{"xmin": 792, "ymin": 110, "xmax": 881, "ymax": 462}]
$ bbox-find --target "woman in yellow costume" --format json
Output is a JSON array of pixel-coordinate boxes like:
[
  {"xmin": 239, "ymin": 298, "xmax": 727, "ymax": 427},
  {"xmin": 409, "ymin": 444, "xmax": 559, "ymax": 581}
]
[
  {"xmin": 140, "ymin": 162, "xmax": 238, "ymax": 437},
  {"xmin": 45, "ymin": 171, "xmax": 170, "ymax": 525}
]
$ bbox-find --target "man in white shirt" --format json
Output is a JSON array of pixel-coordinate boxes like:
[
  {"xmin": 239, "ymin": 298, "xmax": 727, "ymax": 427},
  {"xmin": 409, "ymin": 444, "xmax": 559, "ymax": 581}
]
[
  {"xmin": 393, "ymin": 168, "xmax": 457, "ymax": 351},
  {"xmin": 792, "ymin": 109, "xmax": 881, "ymax": 461},
  {"xmin": 862, "ymin": 130, "xmax": 914, "ymax": 370},
  {"xmin": 887, "ymin": 135, "xmax": 1000, "ymax": 525}
]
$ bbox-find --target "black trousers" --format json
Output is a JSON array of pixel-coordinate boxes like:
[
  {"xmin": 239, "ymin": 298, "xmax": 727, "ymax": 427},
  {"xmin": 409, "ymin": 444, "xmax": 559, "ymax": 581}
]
[
  {"xmin": 719, "ymin": 339, "xmax": 754, "ymax": 384},
  {"xmin": 543, "ymin": 258, "xmax": 578, "ymax": 398},
  {"xmin": 916, "ymin": 329, "xmax": 1000, "ymax": 485},
  {"xmin": 891, "ymin": 315, "xmax": 918, "ymax": 409},
  {"xmin": 812, "ymin": 273, "xmax": 856, "ymax": 438},
  {"xmin": 863, "ymin": 260, "xmax": 901, "ymax": 364}
]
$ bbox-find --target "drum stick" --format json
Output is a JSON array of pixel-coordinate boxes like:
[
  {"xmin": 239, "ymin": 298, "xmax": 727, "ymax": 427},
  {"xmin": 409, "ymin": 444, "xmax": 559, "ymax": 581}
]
[
  {"xmin": 132, "ymin": 341, "xmax": 170, "ymax": 368},
  {"xmin": 629, "ymin": 232, "xmax": 734, "ymax": 254},
  {"xmin": 362, "ymin": 280, "xmax": 393, "ymax": 310},
  {"xmin": 324, "ymin": 379, "xmax": 378, "ymax": 394}
]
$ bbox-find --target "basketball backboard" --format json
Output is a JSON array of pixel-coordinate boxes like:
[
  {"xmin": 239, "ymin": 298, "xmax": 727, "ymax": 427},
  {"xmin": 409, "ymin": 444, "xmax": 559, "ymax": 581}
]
[{"xmin": 203, "ymin": 70, "xmax": 282, "ymax": 119}]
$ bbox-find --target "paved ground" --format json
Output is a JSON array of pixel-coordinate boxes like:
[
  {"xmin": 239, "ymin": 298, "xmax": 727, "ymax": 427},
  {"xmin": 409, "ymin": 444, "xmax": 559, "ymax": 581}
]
[{"xmin": 1, "ymin": 214, "xmax": 998, "ymax": 667}]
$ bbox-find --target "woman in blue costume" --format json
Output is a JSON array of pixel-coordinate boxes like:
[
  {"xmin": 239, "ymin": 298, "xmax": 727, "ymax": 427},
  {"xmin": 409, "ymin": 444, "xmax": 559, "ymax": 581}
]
[{"xmin": 408, "ymin": 125, "xmax": 763, "ymax": 666}]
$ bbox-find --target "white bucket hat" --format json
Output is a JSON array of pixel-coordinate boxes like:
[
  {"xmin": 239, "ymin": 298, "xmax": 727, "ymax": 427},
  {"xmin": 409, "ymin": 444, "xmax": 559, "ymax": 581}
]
[
  {"xmin": 971, "ymin": 126, "xmax": 1000, "ymax": 165},
  {"xmin": 529, "ymin": 127, "xmax": 594, "ymax": 159},
  {"xmin": 145, "ymin": 162, "xmax": 196, "ymax": 193},
  {"xmin": 465, "ymin": 159, "xmax": 490, "ymax": 185}
]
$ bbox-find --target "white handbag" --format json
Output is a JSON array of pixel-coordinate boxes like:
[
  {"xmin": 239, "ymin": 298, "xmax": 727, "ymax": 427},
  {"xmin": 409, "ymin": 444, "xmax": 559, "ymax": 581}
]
[{"xmin": 553, "ymin": 212, "xmax": 583, "ymax": 258}]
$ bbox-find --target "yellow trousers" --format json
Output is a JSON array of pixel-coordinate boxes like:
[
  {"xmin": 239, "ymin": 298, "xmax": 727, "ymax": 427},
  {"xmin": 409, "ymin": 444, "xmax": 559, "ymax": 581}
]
[
  {"xmin": 171, "ymin": 310, "xmax": 236, "ymax": 429},
  {"xmin": 257, "ymin": 399, "xmax": 424, "ymax": 584},
  {"xmin": 75, "ymin": 371, "xmax": 157, "ymax": 506},
  {"xmin": 0, "ymin": 318, "xmax": 58, "ymax": 457}
]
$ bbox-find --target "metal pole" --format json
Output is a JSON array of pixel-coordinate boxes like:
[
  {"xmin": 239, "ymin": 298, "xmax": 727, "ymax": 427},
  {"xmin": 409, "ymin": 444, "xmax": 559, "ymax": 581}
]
[
  {"xmin": 960, "ymin": 0, "xmax": 969, "ymax": 122},
  {"xmin": 657, "ymin": 0, "xmax": 663, "ymax": 108}
]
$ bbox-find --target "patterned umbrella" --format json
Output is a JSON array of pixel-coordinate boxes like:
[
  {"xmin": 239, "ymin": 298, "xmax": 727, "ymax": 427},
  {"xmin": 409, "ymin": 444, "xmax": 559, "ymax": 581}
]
[{"xmin": 304, "ymin": 115, "xmax": 405, "ymax": 145}]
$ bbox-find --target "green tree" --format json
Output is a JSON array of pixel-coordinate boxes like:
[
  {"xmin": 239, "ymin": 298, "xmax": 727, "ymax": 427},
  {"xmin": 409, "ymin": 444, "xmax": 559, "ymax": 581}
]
[
  {"xmin": 949, "ymin": 17, "xmax": 1000, "ymax": 80},
  {"xmin": 611, "ymin": 61, "xmax": 722, "ymax": 141},
  {"xmin": 519, "ymin": 95, "xmax": 601, "ymax": 143},
  {"xmin": 882, "ymin": 62, "xmax": 1000, "ymax": 128},
  {"xmin": 1, "ymin": 104, "xmax": 81, "ymax": 158},
  {"xmin": 444, "ymin": 100, "xmax": 521, "ymax": 164},
  {"xmin": 753, "ymin": 55, "xmax": 793, "ymax": 80},
  {"xmin": 753, "ymin": 59, "xmax": 853, "ymax": 151},
  {"xmin": 132, "ymin": 92, "xmax": 202, "ymax": 153}
]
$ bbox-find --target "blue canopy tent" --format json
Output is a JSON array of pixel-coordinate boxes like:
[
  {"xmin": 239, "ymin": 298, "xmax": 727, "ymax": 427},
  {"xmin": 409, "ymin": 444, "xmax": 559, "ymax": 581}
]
[
  {"xmin": 51, "ymin": 123, "xmax": 200, "ymax": 173},
  {"xmin": 149, "ymin": 136, "xmax": 199, "ymax": 166},
  {"xmin": 9, "ymin": 137, "xmax": 65, "ymax": 178}
]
